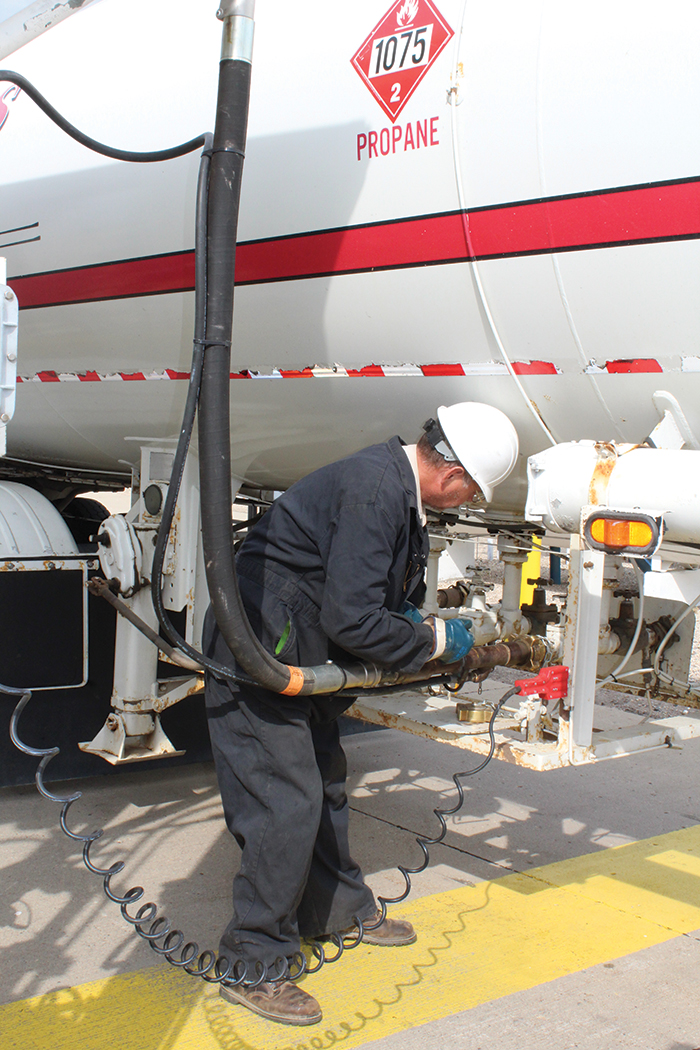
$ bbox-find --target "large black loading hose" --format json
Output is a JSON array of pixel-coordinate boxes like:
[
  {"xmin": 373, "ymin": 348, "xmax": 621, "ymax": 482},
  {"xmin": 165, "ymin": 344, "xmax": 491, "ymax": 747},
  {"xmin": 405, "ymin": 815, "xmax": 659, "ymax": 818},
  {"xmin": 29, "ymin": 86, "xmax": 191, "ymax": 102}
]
[{"xmin": 195, "ymin": 43, "xmax": 294, "ymax": 693}]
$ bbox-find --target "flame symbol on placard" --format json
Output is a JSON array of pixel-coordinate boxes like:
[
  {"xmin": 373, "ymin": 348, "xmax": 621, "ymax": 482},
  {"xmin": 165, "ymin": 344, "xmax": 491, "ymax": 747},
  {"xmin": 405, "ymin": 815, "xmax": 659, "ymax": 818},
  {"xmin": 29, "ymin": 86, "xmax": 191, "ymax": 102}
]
[{"xmin": 396, "ymin": 0, "xmax": 419, "ymax": 28}]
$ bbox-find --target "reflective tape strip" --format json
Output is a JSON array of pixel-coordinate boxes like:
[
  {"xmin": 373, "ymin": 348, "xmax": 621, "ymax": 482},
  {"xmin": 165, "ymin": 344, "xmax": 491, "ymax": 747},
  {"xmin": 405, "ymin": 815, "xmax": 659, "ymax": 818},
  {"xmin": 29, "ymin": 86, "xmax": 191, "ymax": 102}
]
[
  {"xmin": 279, "ymin": 666, "xmax": 305, "ymax": 696},
  {"xmin": 604, "ymin": 359, "xmax": 663, "ymax": 373},
  {"xmin": 430, "ymin": 616, "xmax": 446, "ymax": 659},
  {"xmin": 14, "ymin": 357, "xmax": 677, "ymax": 383},
  {"xmin": 15, "ymin": 360, "xmax": 568, "ymax": 383}
]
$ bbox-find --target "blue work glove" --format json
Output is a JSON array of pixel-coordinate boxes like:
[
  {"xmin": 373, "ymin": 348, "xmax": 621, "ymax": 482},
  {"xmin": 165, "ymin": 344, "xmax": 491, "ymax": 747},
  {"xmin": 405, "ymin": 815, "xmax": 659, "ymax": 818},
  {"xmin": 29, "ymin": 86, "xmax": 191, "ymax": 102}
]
[
  {"xmin": 402, "ymin": 603, "xmax": 474, "ymax": 663},
  {"xmin": 437, "ymin": 617, "xmax": 475, "ymax": 664},
  {"xmin": 400, "ymin": 601, "xmax": 424, "ymax": 624}
]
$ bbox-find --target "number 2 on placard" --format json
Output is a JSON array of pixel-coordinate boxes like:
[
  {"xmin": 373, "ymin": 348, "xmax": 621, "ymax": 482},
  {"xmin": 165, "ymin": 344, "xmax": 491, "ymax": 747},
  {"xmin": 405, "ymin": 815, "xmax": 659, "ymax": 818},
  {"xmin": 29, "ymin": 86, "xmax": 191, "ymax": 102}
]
[{"xmin": 390, "ymin": 83, "xmax": 401, "ymax": 103}]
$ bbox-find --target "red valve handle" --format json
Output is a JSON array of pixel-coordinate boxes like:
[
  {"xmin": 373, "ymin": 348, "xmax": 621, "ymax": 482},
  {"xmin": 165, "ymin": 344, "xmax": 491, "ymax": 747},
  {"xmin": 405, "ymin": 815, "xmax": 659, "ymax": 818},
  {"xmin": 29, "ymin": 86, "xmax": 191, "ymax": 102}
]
[{"xmin": 514, "ymin": 666, "xmax": 569, "ymax": 700}]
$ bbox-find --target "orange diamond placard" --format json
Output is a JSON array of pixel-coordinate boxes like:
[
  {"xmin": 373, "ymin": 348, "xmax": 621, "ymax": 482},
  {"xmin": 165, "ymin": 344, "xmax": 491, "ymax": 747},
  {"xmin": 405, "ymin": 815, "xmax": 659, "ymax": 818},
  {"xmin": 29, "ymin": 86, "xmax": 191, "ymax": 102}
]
[{"xmin": 351, "ymin": 0, "xmax": 454, "ymax": 123}]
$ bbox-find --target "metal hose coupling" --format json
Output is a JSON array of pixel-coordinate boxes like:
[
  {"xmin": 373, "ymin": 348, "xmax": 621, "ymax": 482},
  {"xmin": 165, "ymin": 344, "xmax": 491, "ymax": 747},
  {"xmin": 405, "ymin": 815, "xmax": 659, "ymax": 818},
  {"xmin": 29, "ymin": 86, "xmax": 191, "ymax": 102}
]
[{"xmin": 217, "ymin": 0, "xmax": 255, "ymax": 63}]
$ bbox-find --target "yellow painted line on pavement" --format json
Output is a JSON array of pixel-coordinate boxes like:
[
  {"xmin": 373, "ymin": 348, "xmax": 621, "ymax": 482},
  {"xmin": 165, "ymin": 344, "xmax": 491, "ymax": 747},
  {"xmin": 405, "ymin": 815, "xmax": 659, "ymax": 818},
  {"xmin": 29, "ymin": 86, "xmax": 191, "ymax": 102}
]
[{"xmin": 2, "ymin": 824, "xmax": 700, "ymax": 1050}]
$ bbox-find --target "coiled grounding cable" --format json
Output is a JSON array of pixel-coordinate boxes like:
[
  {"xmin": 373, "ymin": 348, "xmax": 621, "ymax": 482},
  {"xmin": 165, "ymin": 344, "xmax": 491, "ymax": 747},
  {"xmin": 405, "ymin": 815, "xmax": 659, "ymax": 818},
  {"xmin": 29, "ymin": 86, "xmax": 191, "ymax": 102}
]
[{"xmin": 8, "ymin": 682, "xmax": 519, "ymax": 986}]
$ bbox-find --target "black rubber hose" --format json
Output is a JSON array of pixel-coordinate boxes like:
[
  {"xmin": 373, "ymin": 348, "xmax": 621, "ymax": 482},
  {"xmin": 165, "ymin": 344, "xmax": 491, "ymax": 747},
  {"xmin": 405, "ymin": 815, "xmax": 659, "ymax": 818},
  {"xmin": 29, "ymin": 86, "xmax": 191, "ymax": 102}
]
[
  {"xmin": 149, "ymin": 135, "xmax": 256, "ymax": 686},
  {"xmin": 197, "ymin": 57, "xmax": 293, "ymax": 694},
  {"xmin": 0, "ymin": 67, "xmax": 423, "ymax": 696},
  {"xmin": 150, "ymin": 139, "xmax": 210, "ymax": 651},
  {"xmin": 0, "ymin": 71, "xmax": 206, "ymax": 161}
]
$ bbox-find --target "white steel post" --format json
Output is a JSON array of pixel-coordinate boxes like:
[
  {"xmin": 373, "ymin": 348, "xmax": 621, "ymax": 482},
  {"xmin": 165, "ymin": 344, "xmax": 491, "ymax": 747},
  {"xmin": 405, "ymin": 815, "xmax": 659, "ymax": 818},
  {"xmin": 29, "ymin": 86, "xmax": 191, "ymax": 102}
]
[
  {"xmin": 111, "ymin": 587, "xmax": 159, "ymax": 713},
  {"xmin": 498, "ymin": 536, "xmax": 530, "ymax": 638},
  {"xmin": 562, "ymin": 534, "xmax": 606, "ymax": 751},
  {"xmin": 423, "ymin": 535, "xmax": 447, "ymax": 614}
]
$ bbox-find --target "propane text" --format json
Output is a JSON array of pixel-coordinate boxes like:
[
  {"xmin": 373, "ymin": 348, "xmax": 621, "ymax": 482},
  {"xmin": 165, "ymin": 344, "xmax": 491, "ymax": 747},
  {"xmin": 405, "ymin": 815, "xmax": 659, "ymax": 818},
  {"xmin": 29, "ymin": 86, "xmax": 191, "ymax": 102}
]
[{"xmin": 356, "ymin": 116, "xmax": 439, "ymax": 161}]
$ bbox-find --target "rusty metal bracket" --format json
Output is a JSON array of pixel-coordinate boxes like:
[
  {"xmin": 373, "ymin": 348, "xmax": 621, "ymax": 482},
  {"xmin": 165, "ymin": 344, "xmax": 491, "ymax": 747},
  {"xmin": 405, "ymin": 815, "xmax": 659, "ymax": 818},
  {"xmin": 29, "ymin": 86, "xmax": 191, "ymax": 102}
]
[{"xmin": 88, "ymin": 577, "xmax": 203, "ymax": 673}]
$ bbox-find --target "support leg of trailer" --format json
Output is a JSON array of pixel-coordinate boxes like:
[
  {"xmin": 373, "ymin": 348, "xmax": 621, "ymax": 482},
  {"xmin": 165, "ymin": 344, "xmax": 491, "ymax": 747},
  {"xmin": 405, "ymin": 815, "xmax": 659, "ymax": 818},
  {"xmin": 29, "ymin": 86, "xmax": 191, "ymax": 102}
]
[{"xmin": 562, "ymin": 535, "xmax": 605, "ymax": 752}]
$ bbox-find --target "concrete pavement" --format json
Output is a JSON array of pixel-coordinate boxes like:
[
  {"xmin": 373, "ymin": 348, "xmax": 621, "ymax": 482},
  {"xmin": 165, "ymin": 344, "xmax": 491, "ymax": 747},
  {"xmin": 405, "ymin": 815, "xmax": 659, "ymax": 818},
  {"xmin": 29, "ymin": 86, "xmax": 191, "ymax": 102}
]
[{"xmin": 1, "ymin": 702, "xmax": 700, "ymax": 1049}]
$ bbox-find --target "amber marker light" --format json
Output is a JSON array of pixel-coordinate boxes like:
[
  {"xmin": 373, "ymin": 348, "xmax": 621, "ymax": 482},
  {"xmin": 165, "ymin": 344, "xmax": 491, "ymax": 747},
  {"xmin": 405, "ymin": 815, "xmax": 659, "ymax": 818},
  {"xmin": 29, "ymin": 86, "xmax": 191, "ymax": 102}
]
[{"xmin": 584, "ymin": 511, "xmax": 661, "ymax": 556}]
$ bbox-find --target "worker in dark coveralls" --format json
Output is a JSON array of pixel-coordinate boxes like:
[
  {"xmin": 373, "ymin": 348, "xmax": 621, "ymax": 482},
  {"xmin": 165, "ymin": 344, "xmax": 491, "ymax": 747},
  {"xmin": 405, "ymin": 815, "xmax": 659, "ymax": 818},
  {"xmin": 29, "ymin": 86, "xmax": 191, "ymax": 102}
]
[{"xmin": 203, "ymin": 402, "xmax": 519, "ymax": 1026}]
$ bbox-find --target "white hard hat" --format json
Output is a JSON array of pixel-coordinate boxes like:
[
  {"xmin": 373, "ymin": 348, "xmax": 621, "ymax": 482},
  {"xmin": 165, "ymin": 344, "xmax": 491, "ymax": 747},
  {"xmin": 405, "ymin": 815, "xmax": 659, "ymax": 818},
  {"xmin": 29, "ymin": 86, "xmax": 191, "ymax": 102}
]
[{"xmin": 435, "ymin": 402, "xmax": 519, "ymax": 503}]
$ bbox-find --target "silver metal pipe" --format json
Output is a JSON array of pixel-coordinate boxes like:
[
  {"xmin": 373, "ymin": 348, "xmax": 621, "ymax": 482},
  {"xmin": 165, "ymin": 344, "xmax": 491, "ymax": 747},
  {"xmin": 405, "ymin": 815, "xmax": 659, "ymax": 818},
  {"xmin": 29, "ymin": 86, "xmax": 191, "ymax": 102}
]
[{"xmin": 218, "ymin": 0, "xmax": 255, "ymax": 63}]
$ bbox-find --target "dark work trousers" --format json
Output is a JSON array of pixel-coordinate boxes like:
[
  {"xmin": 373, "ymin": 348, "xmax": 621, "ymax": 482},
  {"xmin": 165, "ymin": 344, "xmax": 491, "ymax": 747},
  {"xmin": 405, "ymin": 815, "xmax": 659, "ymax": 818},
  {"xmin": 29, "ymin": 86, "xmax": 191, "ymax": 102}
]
[{"xmin": 205, "ymin": 671, "xmax": 377, "ymax": 974}]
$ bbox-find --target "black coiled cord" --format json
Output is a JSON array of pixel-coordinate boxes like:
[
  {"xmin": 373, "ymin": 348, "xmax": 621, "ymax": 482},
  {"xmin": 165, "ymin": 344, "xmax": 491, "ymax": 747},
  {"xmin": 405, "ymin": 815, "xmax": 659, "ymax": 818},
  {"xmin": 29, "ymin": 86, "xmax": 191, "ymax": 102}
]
[
  {"xmin": 370, "ymin": 685, "xmax": 520, "ymax": 908},
  {"xmin": 7, "ymin": 681, "xmax": 517, "ymax": 986}
]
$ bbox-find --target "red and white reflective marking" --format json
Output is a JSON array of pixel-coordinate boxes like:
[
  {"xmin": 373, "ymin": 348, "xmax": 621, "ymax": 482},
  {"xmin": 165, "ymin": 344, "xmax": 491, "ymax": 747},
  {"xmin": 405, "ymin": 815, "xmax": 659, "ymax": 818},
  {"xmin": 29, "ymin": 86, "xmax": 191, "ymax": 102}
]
[
  {"xmin": 16, "ymin": 358, "xmax": 697, "ymax": 384},
  {"xmin": 16, "ymin": 368, "xmax": 190, "ymax": 384}
]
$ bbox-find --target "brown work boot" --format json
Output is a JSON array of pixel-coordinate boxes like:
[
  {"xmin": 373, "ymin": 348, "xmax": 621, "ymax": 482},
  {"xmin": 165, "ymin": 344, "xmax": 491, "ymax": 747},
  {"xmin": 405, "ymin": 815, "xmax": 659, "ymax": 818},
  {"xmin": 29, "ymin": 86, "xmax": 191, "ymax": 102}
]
[
  {"xmin": 342, "ymin": 909, "xmax": 416, "ymax": 946},
  {"xmin": 219, "ymin": 979, "xmax": 322, "ymax": 1026}
]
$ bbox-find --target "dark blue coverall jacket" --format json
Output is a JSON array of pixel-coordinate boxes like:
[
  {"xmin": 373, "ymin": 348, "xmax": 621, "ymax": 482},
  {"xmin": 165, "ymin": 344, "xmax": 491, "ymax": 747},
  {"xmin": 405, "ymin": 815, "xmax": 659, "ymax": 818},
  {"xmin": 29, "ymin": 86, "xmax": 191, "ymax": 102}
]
[{"xmin": 203, "ymin": 436, "xmax": 434, "ymax": 973}]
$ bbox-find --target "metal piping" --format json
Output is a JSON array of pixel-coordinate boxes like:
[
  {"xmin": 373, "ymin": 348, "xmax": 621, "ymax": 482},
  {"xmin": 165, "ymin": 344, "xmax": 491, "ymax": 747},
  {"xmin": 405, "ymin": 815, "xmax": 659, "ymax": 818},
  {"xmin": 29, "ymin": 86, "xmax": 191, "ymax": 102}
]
[
  {"xmin": 448, "ymin": 0, "xmax": 557, "ymax": 447},
  {"xmin": 218, "ymin": 0, "xmax": 254, "ymax": 62}
]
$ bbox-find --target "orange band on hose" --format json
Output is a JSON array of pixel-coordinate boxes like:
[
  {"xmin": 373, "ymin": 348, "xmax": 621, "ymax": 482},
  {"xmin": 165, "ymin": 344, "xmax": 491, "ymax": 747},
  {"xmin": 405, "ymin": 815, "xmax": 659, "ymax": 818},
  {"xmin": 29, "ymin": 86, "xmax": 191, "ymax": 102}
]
[{"xmin": 280, "ymin": 665, "xmax": 305, "ymax": 696}]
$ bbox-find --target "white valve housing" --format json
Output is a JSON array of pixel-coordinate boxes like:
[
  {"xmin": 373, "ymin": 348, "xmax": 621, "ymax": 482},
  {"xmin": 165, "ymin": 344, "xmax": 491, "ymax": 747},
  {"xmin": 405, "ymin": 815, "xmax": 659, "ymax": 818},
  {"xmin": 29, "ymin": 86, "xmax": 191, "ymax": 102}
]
[{"xmin": 526, "ymin": 442, "xmax": 700, "ymax": 543}]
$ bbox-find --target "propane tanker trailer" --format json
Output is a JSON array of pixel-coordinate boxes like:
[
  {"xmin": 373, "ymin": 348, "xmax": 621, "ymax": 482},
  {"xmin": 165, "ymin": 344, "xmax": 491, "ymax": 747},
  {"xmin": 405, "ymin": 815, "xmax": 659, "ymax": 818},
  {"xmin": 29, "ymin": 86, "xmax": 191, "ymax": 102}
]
[{"xmin": 0, "ymin": 0, "xmax": 699, "ymax": 782}]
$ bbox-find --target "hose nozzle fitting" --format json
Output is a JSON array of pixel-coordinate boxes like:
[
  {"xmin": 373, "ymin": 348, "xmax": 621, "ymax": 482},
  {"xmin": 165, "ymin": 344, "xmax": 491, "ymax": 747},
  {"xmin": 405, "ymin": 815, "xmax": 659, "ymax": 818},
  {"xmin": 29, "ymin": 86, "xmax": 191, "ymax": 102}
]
[{"xmin": 217, "ymin": 0, "xmax": 254, "ymax": 62}]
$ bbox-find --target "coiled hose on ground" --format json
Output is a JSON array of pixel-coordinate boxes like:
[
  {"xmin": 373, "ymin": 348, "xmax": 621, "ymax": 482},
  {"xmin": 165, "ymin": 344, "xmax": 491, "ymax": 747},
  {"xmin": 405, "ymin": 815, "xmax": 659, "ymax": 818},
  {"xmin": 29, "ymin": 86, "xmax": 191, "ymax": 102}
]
[{"xmin": 8, "ymin": 682, "xmax": 519, "ymax": 985}]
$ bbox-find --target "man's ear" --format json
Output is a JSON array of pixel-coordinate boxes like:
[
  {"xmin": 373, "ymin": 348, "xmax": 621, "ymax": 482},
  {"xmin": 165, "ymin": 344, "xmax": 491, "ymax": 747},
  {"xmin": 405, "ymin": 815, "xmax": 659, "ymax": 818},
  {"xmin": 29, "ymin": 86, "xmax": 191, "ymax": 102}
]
[{"xmin": 441, "ymin": 464, "xmax": 467, "ymax": 489}]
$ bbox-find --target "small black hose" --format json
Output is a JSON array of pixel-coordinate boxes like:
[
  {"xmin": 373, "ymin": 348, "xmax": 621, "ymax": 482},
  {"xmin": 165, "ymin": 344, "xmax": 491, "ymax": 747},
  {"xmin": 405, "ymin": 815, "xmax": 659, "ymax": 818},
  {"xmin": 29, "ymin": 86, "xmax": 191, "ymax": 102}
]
[
  {"xmin": 0, "ymin": 66, "xmax": 252, "ymax": 683},
  {"xmin": 0, "ymin": 71, "xmax": 207, "ymax": 162},
  {"xmin": 362, "ymin": 686, "xmax": 519, "ymax": 917},
  {"xmin": 0, "ymin": 65, "xmax": 257, "ymax": 686}
]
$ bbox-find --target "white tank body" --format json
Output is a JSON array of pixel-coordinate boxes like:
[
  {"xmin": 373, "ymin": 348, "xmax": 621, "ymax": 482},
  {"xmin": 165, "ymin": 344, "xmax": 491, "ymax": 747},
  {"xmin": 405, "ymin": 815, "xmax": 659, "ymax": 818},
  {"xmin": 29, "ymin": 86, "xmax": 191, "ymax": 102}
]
[{"xmin": 1, "ymin": 0, "xmax": 699, "ymax": 511}]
